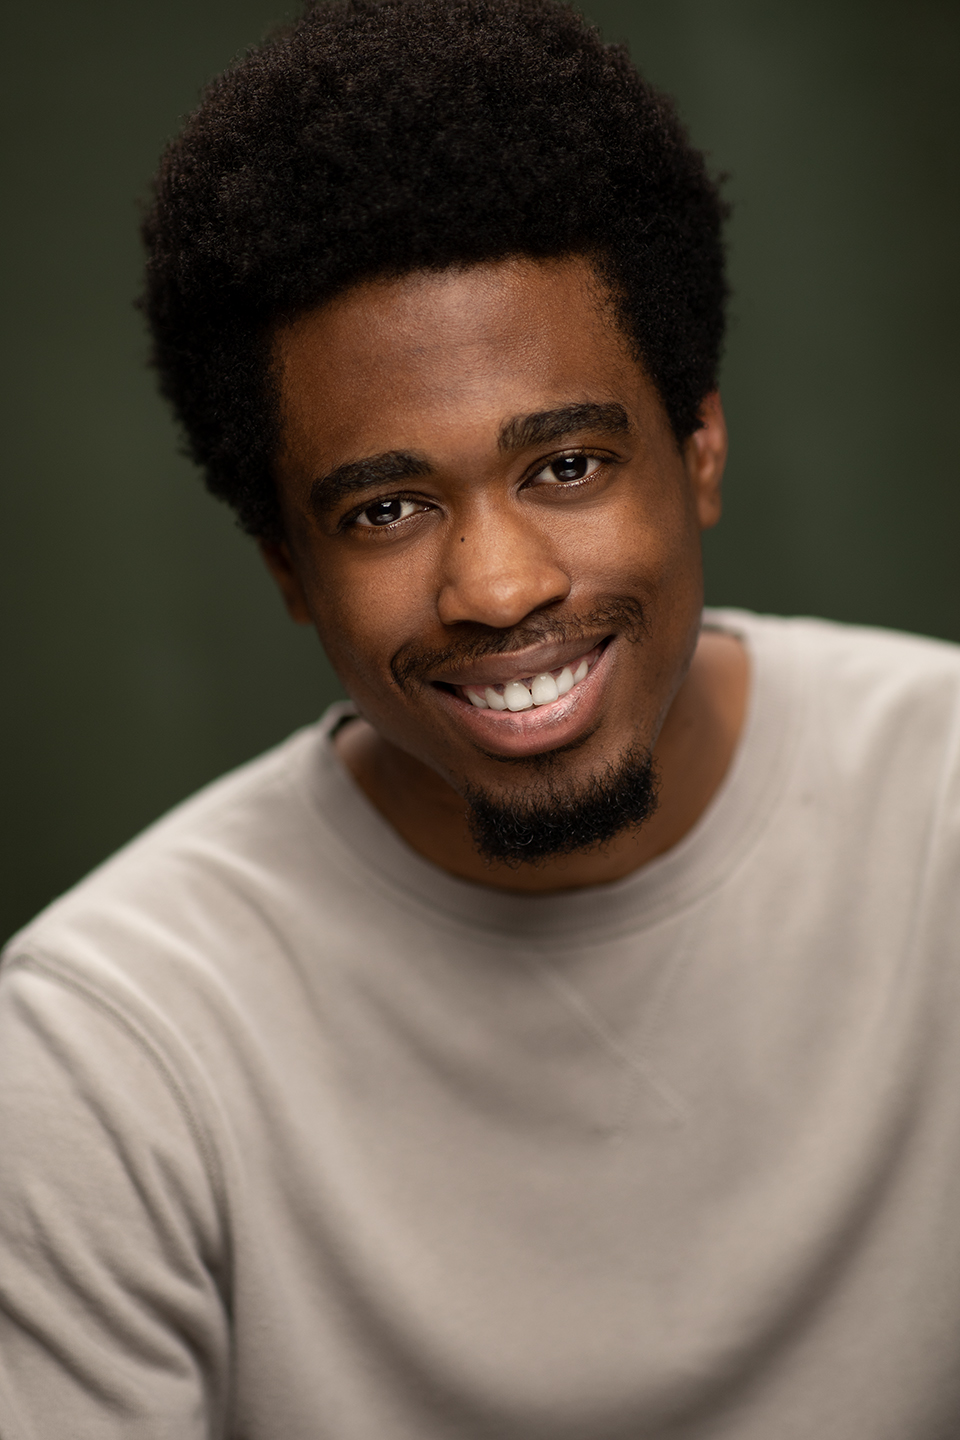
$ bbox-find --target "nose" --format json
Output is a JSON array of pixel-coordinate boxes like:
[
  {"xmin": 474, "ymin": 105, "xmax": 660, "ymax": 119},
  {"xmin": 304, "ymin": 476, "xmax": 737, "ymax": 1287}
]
[{"xmin": 436, "ymin": 506, "xmax": 571, "ymax": 629}]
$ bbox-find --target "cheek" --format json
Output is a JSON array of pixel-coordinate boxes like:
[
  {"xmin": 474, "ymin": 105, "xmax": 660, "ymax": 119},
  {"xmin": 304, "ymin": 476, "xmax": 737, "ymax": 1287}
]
[
  {"xmin": 565, "ymin": 480, "xmax": 695, "ymax": 594},
  {"xmin": 303, "ymin": 543, "xmax": 434, "ymax": 690}
]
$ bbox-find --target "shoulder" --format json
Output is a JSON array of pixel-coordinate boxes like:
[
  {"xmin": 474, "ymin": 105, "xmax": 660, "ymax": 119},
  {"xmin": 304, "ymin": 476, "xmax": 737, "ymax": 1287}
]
[
  {"xmin": 709, "ymin": 606, "xmax": 960, "ymax": 675},
  {"xmin": 708, "ymin": 609, "xmax": 960, "ymax": 843},
  {"xmin": 1, "ymin": 718, "xmax": 351, "ymax": 1034},
  {"xmin": 709, "ymin": 607, "xmax": 960, "ymax": 724}
]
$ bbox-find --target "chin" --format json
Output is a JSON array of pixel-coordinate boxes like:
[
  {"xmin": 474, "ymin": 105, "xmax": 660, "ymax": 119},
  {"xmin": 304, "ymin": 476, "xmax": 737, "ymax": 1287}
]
[{"xmin": 460, "ymin": 741, "xmax": 660, "ymax": 867}]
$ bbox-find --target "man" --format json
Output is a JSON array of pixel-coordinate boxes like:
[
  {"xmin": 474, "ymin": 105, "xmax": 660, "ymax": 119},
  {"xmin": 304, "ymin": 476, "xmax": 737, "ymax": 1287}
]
[{"xmin": 2, "ymin": 1, "xmax": 959, "ymax": 1436}]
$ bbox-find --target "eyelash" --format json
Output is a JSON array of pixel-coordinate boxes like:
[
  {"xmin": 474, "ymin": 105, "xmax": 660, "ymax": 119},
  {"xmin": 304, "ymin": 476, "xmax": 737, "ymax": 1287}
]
[
  {"xmin": 529, "ymin": 452, "xmax": 605, "ymax": 488},
  {"xmin": 342, "ymin": 449, "xmax": 611, "ymax": 533},
  {"xmin": 344, "ymin": 495, "xmax": 431, "ymax": 531}
]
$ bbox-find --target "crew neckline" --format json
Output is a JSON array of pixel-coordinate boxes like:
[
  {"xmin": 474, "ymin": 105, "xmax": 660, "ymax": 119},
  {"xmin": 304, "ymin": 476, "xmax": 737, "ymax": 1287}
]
[{"xmin": 304, "ymin": 610, "xmax": 806, "ymax": 946}]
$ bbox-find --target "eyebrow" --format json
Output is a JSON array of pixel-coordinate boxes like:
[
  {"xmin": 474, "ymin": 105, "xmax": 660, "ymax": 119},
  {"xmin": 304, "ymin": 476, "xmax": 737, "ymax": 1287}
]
[
  {"xmin": 308, "ymin": 401, "xmax": 632, "ymax": 512},
  {"xmin": 497, "ymin": 402, "xmax": 632, "ymax": 452},
  {"xmin": 309, "ymin": 451, "xmax": 431, "ymax": 513}
]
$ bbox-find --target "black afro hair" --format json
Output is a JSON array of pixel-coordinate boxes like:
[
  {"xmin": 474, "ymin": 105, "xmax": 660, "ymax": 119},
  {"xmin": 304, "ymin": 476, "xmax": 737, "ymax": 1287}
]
[{"xmin": 142, "ymin": 0, "xmax": 727, "ymax": 538}]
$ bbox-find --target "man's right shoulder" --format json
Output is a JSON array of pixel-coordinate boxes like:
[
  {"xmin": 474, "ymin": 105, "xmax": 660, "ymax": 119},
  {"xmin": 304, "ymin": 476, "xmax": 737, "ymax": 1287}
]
[{"xmin": 1, "ymin": 717, "xmax": 354, "ymax": 1020}]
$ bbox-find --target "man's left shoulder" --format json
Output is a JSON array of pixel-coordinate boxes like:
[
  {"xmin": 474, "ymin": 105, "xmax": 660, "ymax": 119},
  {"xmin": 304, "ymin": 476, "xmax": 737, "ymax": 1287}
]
[
  {"xmin": 712, "ymin": 605, "xmax": 960, "ymax": 674},
  {"xmin": 793, "ymin": 612, "xmax": 960, "ymax": 684},
  {"xmin": 783, "ymin": 613, "xmax": 960, "ymax": 745},
  {"xmin": 709, "ymin": 608, "xmax": 960, "ymax": 811},
  {"xmin": 712, "ymin": 607, "xmax": 960, "ymax": 712}
]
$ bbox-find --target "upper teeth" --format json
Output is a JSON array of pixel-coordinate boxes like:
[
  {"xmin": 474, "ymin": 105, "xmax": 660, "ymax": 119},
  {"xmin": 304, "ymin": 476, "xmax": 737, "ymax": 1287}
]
[{"xmin": 463, "ymin": 656, "xmax": 592, "ymax": 711}]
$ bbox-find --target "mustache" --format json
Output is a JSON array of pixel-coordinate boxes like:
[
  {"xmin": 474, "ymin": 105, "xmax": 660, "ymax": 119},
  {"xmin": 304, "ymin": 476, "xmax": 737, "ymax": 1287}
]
[{"xmin": 390, "ymin": 597, "xmax": 648, "ymax": 692}]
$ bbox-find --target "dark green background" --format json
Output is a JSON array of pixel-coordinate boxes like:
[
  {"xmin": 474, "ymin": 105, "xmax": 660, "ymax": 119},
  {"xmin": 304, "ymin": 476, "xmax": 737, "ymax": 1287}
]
[{"xmin": 3, "ymin": 1, "xmax": 958, "ymax": 942}]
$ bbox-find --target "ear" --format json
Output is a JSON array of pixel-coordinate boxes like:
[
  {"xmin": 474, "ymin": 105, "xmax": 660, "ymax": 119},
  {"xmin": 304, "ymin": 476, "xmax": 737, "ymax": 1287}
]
[
  {"xmin": 683, "ymin": 391, "xmax": 727, "ymax": 531},
  {"xmin": 258, "ymin": 539, "xmax": 313, "ymax": 625}
]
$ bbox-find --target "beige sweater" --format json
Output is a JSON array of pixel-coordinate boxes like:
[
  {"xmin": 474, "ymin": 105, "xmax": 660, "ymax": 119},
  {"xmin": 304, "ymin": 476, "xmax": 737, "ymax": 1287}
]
[{"xmin": 2, "ymin": 611, "xmax": 960, "ymax": 1439}]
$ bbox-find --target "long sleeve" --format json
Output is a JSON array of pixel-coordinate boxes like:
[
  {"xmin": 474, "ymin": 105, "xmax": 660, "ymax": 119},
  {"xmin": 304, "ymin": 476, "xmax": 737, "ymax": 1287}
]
[{"xmin": 0, "ymin": 957, "xmax": 231, "ymax": 1440}]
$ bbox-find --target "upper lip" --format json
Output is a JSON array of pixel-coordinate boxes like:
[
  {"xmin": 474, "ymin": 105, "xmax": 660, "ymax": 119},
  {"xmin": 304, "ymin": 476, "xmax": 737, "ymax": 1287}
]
[{"xmin": 428, "ymin": 633, "xmax": 610, "ymax": 688}]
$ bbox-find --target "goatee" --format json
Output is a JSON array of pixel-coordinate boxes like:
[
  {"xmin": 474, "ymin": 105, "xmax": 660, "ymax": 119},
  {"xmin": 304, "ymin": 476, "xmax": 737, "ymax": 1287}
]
[{"xmin": 462, "ymin": 743, "xmax": 659, "ymax": 867}]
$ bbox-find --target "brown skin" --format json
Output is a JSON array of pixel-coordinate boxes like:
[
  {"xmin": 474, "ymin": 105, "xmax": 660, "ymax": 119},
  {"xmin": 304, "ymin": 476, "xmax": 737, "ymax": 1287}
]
[{"xmin": 262, "ymin": 256, "xmax": 747, "ymax": 892}]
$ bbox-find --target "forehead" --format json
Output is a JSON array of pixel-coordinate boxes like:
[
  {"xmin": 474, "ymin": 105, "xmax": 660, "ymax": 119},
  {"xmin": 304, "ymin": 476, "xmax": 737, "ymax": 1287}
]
[{"xmin": 273, "ymin": 256, "xmax": 648, "ymax": 467}]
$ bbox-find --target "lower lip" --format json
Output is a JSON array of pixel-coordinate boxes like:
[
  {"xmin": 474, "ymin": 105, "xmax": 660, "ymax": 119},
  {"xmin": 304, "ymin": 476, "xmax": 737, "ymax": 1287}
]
[{"xmin": 430, "ymin": 640, "xmax": 616, "ymax": 758}]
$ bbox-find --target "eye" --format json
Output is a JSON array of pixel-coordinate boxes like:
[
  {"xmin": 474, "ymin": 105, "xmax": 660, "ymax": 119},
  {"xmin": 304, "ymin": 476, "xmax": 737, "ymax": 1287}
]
[
  {"xmin": 531, "ymin": 453, "xmax": 603, "ymax": 486},
  {"xmin": 352, "ymin": 496, "xmax": 425, "ymax": 528}
]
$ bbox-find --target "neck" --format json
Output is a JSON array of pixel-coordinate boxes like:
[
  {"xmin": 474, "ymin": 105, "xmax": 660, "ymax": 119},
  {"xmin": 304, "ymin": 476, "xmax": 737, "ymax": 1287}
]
[{"xmin": 335, "ymin": 628, "xmax": 748, "ymax": 893}]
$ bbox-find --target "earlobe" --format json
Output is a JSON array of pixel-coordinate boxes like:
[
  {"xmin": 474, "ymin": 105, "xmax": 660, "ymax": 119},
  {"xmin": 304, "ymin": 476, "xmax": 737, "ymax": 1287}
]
[
  {"xmin": 258, "ymin": 539, "xmax": 314, "ymax": 625},
  {"xmin": 684, "ymin": 391, "xmax": 727, "ymax": 532}
]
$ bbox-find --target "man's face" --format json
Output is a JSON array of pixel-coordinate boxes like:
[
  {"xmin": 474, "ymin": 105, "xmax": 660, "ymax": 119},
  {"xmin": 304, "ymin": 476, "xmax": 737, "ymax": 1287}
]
[{"xmin": 267, "ymin": 256, "xmax": 724, "ymax": 819}]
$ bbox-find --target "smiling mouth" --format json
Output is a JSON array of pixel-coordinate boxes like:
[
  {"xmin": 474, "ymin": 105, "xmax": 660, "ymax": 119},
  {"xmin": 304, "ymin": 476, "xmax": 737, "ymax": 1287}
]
[{"xmin": 441, "ymin": 640, "xmax": 608, "ymax": 713}]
